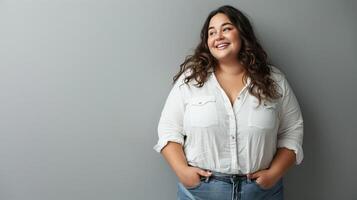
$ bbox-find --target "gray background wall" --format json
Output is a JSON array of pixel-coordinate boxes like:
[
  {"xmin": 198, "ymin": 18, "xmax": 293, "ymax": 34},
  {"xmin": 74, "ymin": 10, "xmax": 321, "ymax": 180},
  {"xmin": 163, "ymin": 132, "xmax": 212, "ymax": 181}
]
[{"xmin": 0, "ymin": 0, "xmax": 356, "ymax": 199}]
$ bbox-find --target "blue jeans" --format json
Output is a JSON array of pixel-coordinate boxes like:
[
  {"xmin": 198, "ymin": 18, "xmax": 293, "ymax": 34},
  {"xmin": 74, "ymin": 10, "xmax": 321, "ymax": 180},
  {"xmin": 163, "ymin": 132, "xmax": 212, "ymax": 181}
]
[{"xmin": 177, "ymin": 171, "xmax": 283, "ymax": 200}]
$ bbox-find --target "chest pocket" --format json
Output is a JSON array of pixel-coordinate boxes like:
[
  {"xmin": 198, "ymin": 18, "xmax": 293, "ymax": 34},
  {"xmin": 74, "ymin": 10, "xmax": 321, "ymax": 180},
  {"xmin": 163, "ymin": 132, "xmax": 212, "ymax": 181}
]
[
  {"xmin": 186, "ymin": 96, "xmax": 218, "ymax": 127},
  {"xmin": 248, "ymin": 100, "xmax": 278, "ymax": 130}
]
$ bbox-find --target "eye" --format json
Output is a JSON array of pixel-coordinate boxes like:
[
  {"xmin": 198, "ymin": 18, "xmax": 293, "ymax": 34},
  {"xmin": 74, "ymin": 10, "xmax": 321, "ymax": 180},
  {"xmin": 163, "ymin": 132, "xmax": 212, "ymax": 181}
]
[
  {"xmin": 223, "ymin": 27, "xmax": 232, "ymax": 32},
  {"xmin": 208, "ymin": 31, "xmax": 216, "ymax": 36}
]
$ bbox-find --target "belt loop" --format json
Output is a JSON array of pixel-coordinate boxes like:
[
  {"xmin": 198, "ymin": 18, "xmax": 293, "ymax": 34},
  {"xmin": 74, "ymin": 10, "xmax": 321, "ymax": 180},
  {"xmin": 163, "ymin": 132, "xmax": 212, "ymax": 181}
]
[
  {"xmin": 247, "ymin": 175, "xmax": 252, "ymax": 183},
  {"xmin": 204, "ymin": 176, "xmax": 210, "ymax": 183}
]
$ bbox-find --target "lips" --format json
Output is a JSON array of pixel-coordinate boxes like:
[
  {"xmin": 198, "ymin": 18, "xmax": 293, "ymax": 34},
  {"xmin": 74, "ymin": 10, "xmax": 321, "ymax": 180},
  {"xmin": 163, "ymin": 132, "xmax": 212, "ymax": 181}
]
[{"xmin": 215, "ymin": 42, "xmax": 230, "ymax": 49}]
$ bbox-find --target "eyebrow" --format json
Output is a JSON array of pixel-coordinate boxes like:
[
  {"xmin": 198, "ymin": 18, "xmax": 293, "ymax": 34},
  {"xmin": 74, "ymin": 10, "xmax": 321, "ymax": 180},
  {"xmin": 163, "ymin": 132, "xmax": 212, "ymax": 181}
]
[{"xmin": 208, "ymin": 22, "xmax": 234, "ymax": 31}]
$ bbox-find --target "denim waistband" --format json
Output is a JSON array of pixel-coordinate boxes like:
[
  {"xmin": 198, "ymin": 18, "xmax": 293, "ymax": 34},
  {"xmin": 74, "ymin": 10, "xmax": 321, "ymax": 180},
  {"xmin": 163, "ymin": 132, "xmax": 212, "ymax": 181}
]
[
  {"xmin": 202, "ymin": 171, "xmax": 250, "ymax": 184},
  {"xmin": 210, "ymin": 171, "xmax": 248, "ymax": 177}
]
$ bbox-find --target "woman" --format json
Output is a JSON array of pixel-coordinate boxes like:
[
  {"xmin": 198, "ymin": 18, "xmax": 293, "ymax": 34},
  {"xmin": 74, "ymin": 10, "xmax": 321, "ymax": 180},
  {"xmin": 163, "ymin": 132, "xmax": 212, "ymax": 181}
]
[{"xmin": 154, "ymin": 5, "xmax": 303, "ymax": 200}]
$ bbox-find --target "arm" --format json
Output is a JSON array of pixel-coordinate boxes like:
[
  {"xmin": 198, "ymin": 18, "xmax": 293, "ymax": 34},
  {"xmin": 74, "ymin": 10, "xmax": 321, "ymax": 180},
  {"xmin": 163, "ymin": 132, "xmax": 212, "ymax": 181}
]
[
  {"xmin": 269, "ymin": 147, "xmax": 296, "ymax": 178},
  {"xmin": 249, "ymin": 74, "xmax": 304, "ymax": 189},
  {"xmin": 161, "ymin": 142, "xmax": 212, "ymax": 188},
  {"xmin": 161, "ymin": 142, "xmax": 188, "ymax": 176},
  {"xmin": 154, "ymin": 76, "xmax": 211, "ymax": 187}
]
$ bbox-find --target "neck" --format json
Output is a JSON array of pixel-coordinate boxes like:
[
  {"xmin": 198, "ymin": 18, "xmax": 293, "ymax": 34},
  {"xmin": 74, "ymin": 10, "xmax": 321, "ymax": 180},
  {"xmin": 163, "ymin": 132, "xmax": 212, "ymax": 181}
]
[{"xmin": 215, "ymin": 59, "xmax": 245, "ymax": 76}]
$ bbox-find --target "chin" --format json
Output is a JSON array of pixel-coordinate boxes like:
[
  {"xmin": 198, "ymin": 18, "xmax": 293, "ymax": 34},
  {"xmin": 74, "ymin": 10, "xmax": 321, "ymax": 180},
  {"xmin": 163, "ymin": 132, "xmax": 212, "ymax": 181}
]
[{"xmin": 213, "ymin": 53, "xmax": 230, "ymax": 60}]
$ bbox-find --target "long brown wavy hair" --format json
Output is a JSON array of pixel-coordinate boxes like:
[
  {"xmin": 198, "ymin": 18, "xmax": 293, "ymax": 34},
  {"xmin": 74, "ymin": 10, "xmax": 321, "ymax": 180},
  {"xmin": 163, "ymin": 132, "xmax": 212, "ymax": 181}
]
[{"xmin": 173, "ymin": 5, "xmax": 281, "ymax": 103}]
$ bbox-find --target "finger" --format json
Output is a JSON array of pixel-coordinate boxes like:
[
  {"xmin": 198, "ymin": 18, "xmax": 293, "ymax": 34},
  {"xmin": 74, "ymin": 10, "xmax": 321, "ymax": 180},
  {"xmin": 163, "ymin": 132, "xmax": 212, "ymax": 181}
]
[
  {"xmin": 196, "ymin": 169, "xmax": 212, "ymax": 177},
  {"xmin": 248, "ymin": 172, "xmax": 260, "ymax": 179},
  {"xmin": 255, "ymin": 178, "xmax": 262, "ymax": 185}
]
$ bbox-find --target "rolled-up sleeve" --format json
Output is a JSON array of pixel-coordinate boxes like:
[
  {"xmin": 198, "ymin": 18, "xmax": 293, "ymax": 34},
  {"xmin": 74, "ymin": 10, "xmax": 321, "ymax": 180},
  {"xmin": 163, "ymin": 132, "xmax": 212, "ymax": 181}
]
[
  {"xmin": 153, "ymin": 78, "xmax": 186, "ymax": 153},
  {"xmin": 277, "ymin": 76, "xmax": 304, "ymax": 164}
]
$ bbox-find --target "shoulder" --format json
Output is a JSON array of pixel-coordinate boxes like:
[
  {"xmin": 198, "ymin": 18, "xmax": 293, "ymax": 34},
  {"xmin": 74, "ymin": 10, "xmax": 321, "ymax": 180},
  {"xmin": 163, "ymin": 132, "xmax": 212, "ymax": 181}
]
[
  {"xmin": 269, "ymin": 65, "xmax": 286, "ymax": 83},
  {"xmin": 174, "ymin": 68, "xmax": 202, "ymax": 89},
  {"xmin": 268, "ymin": 65, "xmax": 292, "ymax": 97}
]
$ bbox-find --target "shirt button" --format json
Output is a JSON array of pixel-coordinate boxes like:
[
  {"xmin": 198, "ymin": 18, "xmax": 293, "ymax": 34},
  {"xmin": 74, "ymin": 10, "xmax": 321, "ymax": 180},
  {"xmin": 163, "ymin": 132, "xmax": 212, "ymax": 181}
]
[
  {"xmin": 237, "ymin": 97, "xmax": 240, "ymax": 100},
  {"xmin": 231, "ymin": 136, "xmax": 235, "ymax": 139}
]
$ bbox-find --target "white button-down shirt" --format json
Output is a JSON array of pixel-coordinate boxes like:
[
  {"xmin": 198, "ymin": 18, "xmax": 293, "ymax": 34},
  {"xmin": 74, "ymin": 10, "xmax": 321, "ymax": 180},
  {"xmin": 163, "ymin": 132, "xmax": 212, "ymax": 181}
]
[{"xmin": 154, "ymin": 66, "xmax": 303, "ymax": 174}]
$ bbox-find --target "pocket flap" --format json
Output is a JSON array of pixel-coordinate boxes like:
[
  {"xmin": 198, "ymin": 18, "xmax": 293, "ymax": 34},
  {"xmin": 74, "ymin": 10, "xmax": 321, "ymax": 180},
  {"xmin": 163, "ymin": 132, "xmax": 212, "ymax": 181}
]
[
  {"xmin": 189, "ymin": 96, "xmax": 216, "ymax": 106},
  {"xmin": 262, "ymin": 102, "xmax": 277, "ymax": 109},
  {"xmin": 252, "ymin": 99, "xmax": 277, "ymax": 109}
]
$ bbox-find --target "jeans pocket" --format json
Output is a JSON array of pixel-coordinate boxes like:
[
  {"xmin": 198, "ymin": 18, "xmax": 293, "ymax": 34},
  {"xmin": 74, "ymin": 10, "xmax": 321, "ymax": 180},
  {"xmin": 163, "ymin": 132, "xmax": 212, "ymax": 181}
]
[
  {"xmin": 253, "ymin": 180, "xmax": 269, "ymax": 191},
  {"xmin": 183, "ymin": 177, "xmax": 205, "ymax": 190},
  {"xmin": 253, "ymin": 178, "xmax": 282, "ymax": 191}
]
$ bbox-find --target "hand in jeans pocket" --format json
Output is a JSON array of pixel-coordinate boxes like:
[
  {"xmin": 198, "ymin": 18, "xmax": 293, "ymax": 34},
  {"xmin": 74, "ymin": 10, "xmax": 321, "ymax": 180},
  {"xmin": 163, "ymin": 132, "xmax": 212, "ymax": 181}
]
[
  {"xmin": 247, "ymin": 169, "xmax": 281, "ymax": 190},
  {"xmin": 177, "ymin": 166, "xmax": 212, "ymax": 189}
]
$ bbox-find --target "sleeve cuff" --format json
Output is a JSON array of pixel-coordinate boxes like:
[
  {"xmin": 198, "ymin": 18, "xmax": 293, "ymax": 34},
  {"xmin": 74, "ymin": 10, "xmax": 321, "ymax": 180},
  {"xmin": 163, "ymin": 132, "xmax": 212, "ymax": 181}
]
[
  {"xmin": 153, "ymin": 134, "xmax": 184, "ymax": 153},
  {"xmin": 277, "ymin": 139, "xmax": 304, "ymax": 165}
]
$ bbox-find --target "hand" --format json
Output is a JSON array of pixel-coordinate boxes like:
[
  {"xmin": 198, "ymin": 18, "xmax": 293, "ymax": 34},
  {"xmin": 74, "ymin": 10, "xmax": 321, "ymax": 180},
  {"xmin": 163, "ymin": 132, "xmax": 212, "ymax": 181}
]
[
  {"xmin": 247, "ymin": 169, "xmax": 281, "ymax": 190},
  {"xmin": 177, "ymin": 166, "xmax": 212, "ymax": 188}
]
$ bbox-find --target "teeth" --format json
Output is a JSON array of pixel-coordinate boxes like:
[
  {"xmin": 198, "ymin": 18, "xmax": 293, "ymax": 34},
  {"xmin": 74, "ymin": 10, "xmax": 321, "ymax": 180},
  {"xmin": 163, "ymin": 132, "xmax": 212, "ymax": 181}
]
[{"xmin": 216, "ymin": 43, "xmax": 229, "ymax": 49}]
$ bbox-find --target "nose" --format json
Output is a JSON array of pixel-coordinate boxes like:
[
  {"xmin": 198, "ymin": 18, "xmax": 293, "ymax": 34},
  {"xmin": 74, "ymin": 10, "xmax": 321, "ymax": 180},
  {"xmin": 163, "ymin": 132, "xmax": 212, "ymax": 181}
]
[{"xmin": 215, "ymin": 30, "xmax": 224, "ymax": 41}]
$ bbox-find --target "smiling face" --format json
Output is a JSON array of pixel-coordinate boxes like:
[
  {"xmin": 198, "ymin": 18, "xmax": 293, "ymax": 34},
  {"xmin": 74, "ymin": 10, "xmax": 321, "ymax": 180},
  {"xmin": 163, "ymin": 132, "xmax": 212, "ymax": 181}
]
[{"xmin": 207, "ymin": 13, "xmax": 241, "ymax": 63}]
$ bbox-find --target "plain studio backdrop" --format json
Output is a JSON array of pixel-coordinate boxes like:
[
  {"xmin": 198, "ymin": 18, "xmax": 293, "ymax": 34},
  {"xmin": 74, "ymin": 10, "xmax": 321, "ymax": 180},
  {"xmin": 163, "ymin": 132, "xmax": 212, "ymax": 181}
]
[{"xmin": 0, "ymin": 0, "xmax": 356, "ymax": 199}]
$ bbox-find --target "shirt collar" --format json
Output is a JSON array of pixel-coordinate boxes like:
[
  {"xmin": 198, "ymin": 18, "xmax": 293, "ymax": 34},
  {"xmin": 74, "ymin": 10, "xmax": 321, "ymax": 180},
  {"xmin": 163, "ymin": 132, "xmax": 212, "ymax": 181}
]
[{"xmin": 210, "ymin": 70, "xmax": 251, "ymax": 89}]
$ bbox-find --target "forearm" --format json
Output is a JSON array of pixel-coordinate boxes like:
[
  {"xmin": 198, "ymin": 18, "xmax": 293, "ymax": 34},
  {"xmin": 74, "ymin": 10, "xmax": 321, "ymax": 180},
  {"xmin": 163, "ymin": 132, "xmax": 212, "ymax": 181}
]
[
  {"xmin": 161, "ymin": 141, "xmax": 188, "ymax": 176},
  {"xmin": 268, "ymin": 147, "xmax": 296, "ymax": 178}
]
